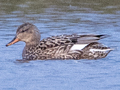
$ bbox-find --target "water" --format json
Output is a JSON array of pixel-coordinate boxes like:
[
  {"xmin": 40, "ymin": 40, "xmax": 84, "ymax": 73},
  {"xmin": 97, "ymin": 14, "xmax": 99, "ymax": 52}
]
[{"xmin": 0, "ymin": 0, "xmax": 120, "ymax": 90}]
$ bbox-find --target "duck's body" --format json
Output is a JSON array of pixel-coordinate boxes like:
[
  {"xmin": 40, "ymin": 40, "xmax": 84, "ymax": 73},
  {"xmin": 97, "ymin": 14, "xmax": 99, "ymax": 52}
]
[{"xmin": 6, "ymin": 23, "xmax": 112, "ymax": 60}]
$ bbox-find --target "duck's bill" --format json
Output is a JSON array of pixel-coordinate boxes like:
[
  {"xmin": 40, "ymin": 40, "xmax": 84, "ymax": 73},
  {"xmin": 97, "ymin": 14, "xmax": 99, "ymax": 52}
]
[{"xmin": 6, "ymin": 37, "xmax": 20, "ymax": 47}]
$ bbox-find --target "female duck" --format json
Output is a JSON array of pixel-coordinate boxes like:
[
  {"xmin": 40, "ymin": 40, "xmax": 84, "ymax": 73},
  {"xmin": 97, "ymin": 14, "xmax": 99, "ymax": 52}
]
[{"xmin": 6, "ymin": 23, "xmax": 112, "ymax": 60}]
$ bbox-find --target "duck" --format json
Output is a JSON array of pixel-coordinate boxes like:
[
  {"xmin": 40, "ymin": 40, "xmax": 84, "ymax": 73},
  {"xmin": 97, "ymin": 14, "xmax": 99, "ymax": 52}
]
[{"xmin": 6, "ymin": 23, "xmax": 113, "ymax": 60}]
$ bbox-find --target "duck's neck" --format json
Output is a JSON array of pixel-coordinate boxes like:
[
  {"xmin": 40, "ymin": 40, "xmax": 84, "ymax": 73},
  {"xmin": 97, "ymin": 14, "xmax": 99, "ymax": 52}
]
[
  {"xmin": 26, "ymin": 37, "xmax": 40, "ymax": 46},
  {"xmin": 26, "ymin": 41, "xmax": 39, "ymax": 47}
]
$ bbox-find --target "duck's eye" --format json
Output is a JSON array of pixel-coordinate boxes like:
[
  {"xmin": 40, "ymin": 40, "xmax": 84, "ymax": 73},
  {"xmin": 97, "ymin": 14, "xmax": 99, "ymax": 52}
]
[
  {"xmin": 21, "ymin": 29, "xmax": 28, "ymax": 33},
  {"xmin": 20, "ymin": 28, "xmax": 30, "ymax": 33},
  {"xmin": 21, "ymin": 30, "xmax": 25, "ymax": 33}
]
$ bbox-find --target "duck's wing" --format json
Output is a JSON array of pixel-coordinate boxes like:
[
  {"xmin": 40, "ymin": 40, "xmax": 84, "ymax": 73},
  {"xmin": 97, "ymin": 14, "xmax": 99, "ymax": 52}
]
[
  {"xmin": 70, "ymin": 34, "xmax": 107, "ymax": 44},
  {"xmin": 40, "ymin": 34, "xmax": 107, "ymax": 49}
]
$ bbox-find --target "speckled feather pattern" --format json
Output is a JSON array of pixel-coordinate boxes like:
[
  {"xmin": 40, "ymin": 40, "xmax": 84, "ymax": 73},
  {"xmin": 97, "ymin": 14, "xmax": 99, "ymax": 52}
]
[
  {"xmin": 22, "ymin": 34, "xmax": 111, "ymax": 60},
  {"xmin": 81, "ymin": 42, "xmax": 111, "ymax": 59}
]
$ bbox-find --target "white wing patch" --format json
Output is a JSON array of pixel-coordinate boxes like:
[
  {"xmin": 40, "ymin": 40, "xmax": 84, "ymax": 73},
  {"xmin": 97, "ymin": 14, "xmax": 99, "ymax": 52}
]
[
  {"xmin": 70, "ymin": 44, "xmax": 88, "ymax": 51},
  {"xmin": 90, "ymin": 48, "xmax": 112, "ymax": 53}
]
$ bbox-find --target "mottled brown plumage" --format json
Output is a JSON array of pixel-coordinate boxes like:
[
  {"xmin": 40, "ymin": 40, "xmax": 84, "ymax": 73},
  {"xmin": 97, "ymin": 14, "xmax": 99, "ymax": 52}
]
[{"xmin": 6, "ymin": 23, "xmax": 112, "ymax": 60}]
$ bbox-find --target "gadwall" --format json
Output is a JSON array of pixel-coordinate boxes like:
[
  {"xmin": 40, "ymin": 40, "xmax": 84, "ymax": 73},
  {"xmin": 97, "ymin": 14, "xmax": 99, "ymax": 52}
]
[{"xmin": 6, "ymin": 23, "xmax": 112, "ymax": 60}]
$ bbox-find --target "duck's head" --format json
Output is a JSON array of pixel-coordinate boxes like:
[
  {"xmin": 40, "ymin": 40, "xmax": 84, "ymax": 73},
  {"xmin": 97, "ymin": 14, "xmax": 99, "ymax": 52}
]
[{"xmin": 6, "ymin": 23, "xmax": 41, "ymax": 46}]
